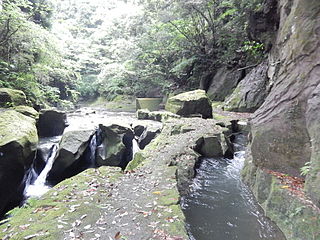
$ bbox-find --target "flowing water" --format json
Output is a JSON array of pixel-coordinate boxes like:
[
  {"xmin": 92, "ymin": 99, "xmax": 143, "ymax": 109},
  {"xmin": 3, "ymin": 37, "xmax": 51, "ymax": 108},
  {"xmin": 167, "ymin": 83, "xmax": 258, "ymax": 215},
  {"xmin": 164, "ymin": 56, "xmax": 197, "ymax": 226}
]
[
  {"xmin": 132, "ymin": 138, "xmax": 140, "ymax": 158},
  {"xmin": 25, "ymin": 142, "xmax": 59, "ymax": 197},
  {"xmin": 24, "ymin": 108, "xmax": 147, "ymax": 198},
  {"xmin": 182, "ymin": 134, "xmax": 286, "ymax": 240}
]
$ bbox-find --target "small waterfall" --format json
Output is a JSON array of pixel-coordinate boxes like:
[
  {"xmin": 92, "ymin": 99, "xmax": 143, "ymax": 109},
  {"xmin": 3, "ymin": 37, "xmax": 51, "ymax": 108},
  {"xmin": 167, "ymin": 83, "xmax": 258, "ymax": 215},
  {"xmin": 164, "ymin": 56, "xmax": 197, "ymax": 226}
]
[
  {"xmin": 132, "ymin": 138, "xmax": 140, "ymax": 158},
  {"xmin": 88, "ymin": 133, "xmax": 97, "ymax": 168},
  {"xmin": 25, "ymin": 145, "xmax": 58, "ymax": 197}
]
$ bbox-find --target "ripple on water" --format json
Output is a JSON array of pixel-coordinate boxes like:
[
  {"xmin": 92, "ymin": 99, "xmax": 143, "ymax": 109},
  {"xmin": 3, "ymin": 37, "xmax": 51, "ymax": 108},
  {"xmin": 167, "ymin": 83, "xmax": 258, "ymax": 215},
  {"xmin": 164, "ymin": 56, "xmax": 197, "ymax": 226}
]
[{"xmin": 182, "ymin": 152, "xmax": 286, "ymax": 240}]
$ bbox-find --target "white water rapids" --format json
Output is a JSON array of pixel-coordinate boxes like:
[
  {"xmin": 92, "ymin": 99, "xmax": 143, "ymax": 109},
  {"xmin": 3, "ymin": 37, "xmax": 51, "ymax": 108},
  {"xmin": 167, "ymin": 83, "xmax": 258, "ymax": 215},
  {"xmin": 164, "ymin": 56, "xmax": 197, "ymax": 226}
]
[{"xmin": 25, "ymin": 145, "xmax": 59, "ymax": 197}]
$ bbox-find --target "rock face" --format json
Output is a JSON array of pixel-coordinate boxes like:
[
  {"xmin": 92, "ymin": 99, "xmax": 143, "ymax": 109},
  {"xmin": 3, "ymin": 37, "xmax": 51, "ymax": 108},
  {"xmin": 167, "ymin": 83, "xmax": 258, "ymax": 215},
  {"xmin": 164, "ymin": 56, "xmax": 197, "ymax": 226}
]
[
  {"xmin": 47, "ymin": 130, "xmax": 95, "ymax": 184},
  {"xmin": 97, "ymin": 123, "xmax": 134, "ymax": 169},
  {"xmin": 165, "ymin": 90, "xmax": 213, "ymax": 119},
  {"xmin": 205, "ymin": 67, "xmax": 244, "ymax": 101},
  {"xmin": 37, "ymin": 109, "xmax": 67, "ymax": 137},
  {"xmin": 133, "ymin": 122, "xmax": 162, "ymax": 149},
  {"xmin": 0, "ymin": 110, "xmax": 38, "ymax": 217},
  {"xmin": 243, "ymin": 0, "xmax": 320, "ymax": 239},
  {"xmin": 0, "ymin": 88, "xmax": 27, "ymax": 107},
  {"xmin": 224, "ymin": 61, "xmax": 270, "ymax": 112},
  {"xmin": 249, "ymin": 0, "xmax": 320, "ymax": 177}
]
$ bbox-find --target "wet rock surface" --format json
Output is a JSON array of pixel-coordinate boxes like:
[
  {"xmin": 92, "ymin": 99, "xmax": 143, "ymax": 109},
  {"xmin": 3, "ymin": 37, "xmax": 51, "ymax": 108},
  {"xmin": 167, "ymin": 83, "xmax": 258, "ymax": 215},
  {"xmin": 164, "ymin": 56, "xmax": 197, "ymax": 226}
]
[
  {"xmin": 97, "ymin": 123, "xmax": 134, "ymax": 169},
  {"xmin": 137, "ymin": 109, "xmax": 180, "ymax": 122},
  {"xmin": 47, "ymin": 130, "xmax": 95, "ymax": 184}
]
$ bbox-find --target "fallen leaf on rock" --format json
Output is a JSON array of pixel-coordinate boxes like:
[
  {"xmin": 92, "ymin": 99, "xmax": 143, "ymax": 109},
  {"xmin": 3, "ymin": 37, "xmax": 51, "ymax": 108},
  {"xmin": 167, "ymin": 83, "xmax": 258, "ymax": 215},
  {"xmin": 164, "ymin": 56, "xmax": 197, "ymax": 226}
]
[
  {"xmin": 152, "ymin": 191, "xmax": 161, "ymax": 195},
  {"xmin": 115, "ymin": 231, "xmax": 121, "ymax": 239}
]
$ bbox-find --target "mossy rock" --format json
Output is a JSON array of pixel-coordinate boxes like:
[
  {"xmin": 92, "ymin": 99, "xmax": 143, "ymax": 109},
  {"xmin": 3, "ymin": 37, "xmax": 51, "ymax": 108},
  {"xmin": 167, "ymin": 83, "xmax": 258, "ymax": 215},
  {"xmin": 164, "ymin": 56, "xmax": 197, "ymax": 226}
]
[
  {"xmin": 223, "ymin": 61, "xmax": 269, "ymax": 113},
  {"xmin": 165, "ymin": 89, "xmax": 212, "ymax": 119},
  {"xmin": 12, "ymin": 105, "xmax": 39, "ymax": 119},
  {"xmin": 0, "ymin": 88, "xmax": 27, "ymax": 108},
  {"xmin": 0, "ymin": 167, "xmax": 123, "ymax": 240},
  {"xmin": 0, "ymin": 110, "xmax": 38, "ymax": 156},
  {"xmin": 0, "ymin": 110, "xmax": 38, "ymax": 217}
]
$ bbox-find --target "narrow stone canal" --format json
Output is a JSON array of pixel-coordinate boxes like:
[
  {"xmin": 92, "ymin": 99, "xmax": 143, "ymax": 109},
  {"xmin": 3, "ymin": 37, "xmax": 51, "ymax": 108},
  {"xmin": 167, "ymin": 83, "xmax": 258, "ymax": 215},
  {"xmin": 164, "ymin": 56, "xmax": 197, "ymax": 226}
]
[{"xmin": 182, "ymin": 134, "xmax": 286, "ymax": 240}]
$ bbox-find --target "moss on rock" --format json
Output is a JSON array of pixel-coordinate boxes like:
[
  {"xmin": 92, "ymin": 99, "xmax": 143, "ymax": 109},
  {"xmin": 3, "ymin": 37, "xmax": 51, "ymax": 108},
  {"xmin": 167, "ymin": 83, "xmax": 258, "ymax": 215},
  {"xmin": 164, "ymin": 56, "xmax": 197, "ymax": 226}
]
[
  {"xmin": 12, "ymin": 105, "xmax": 39, "ymax": 119},
  {"xmin": 0, "ymin": 110, "xmax": 38, "ymax": 217},
  {"xmin": 0, "ymin": 88, "xmax": 27, "ymax": 108},
  {"xmin": 165, "ymin": 90, "xmax": 213, "ymax": 119}
]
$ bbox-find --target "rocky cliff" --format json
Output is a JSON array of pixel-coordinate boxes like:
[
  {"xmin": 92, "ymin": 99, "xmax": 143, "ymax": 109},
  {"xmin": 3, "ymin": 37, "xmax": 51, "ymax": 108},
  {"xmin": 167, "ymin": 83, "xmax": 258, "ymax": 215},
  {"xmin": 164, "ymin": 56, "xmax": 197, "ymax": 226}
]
[{"xmin": 242, "ymin": 0, "xmax": 320, "ymax": 239}]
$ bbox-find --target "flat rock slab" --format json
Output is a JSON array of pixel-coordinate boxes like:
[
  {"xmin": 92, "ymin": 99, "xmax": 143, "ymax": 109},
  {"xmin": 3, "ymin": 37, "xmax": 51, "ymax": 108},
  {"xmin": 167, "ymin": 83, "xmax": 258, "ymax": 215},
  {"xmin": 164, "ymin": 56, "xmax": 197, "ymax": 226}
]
[{"xmin": 0, "ymin": 118, "xmax": 225, "ymax": 240}]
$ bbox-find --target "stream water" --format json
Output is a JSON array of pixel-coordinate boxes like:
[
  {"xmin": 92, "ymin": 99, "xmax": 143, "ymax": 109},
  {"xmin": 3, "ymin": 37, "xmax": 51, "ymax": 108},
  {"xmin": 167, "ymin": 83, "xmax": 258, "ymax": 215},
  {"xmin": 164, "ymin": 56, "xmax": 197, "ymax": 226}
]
[
  {"xmin": 24, "ymin": 108, "xmax": 146, "ymax": 198},
  {"xmin": 182, "ymin": 134, "xmax": 286, "ymax": 240}
]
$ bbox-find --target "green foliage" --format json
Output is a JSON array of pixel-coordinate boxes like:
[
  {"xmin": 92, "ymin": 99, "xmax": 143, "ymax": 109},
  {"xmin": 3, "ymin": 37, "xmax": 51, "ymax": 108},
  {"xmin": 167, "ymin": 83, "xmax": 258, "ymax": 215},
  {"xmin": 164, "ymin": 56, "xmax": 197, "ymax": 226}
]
[
  {"xmin": 300, "ymin": 162, "xmax": 311, "ymax": 176},
  {"xmin": 0, "ymin": 0, "xmax": 78, "ymax": 108},
  {"xmin": 0, "ymin": 0, "xmax": 264, "ymax": 103},
  {"xmin": 242, "ymin": 41, "xmax": 265, "ymax": 61}
]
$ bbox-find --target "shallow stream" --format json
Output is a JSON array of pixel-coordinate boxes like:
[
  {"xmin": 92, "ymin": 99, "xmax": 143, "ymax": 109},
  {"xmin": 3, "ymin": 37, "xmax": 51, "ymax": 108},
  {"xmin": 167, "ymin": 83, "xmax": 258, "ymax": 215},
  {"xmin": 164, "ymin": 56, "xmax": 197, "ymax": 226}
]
[{"xmin": 182, "ymin": 134, "xmax": 286, "ymax": 240}]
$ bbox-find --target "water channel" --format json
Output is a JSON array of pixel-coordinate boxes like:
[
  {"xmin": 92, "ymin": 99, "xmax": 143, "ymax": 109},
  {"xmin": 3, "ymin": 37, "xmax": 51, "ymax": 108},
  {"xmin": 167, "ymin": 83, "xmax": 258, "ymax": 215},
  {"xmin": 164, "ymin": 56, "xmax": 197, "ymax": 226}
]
[{"xmin": 182, "ymin": 133, "xmax": 286, "ymax": 240}]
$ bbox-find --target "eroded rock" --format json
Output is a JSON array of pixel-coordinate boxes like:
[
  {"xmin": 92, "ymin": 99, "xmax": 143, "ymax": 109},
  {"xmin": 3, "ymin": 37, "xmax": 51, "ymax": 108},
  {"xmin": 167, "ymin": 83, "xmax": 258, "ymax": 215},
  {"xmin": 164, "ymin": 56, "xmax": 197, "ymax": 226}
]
[
  {"xmin": 47, "ymin": 130, "xmax": 95, "ymax": 184},
  {"xmin": 137, "ymin": 109, "xmax": 180, "ymax": 122},
  {"xmin": 97, "ymin": 123, "xmax": 134, "ymax": 169},
  {"xmin": 12, "ymin": 106, "xmax": 39, "ymax": 120}
]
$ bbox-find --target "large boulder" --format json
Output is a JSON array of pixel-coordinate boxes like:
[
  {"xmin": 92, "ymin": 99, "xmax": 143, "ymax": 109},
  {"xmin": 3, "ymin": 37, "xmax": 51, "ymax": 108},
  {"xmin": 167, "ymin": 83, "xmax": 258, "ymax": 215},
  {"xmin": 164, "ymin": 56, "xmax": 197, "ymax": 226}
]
[
  {"xmin": 47, "ymin": 130, "xmax": 95, "ymax": 184},
  {"xmin": 205, "ymin": 67, "xmax": 244, "ymax": 101},
  {"xmin": 0, "ymin": 110, "xmax": 38, "ymax": 216},
  {"xmin": 37, "ymin": 109, "xmax": 67, "ymax": 137},
  {"xmin": 165, "ymin": 90, "xmax": 213, "ymax": 119},
  {"xmin": 224, "ymin": 61, "xmax": 270, "ymax": 113},
  {"xmin": 0, "ymin": 88, "xmax": 27, "ymax": 107},
  {"xmin": 97, "ymin": 123, "xmax": 134, "ymax": 169}
]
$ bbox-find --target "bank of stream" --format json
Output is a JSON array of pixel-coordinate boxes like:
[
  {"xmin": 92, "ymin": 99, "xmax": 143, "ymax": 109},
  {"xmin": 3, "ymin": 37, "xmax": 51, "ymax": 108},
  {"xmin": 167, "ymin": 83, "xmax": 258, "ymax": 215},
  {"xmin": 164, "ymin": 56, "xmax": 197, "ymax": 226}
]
[
  {"xmin": 182, "ymin": 133, "xmax": 286, "ymax": 240},
  {"xmin": 0, "ymin": 108, "xmax": 288, "ymax": 239}
]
